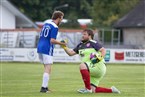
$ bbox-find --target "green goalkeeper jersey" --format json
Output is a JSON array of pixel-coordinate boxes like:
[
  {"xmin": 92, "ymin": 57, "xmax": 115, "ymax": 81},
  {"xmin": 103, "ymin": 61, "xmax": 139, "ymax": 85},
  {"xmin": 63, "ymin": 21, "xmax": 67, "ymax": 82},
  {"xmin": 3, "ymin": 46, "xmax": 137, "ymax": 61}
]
[
  {"xmin": 73, "ymin": 40, "xmax": 105, "ymax": 63},
  {"xmin": 73, "ymin": 40, "xmax": 106, "ymax": 86}
]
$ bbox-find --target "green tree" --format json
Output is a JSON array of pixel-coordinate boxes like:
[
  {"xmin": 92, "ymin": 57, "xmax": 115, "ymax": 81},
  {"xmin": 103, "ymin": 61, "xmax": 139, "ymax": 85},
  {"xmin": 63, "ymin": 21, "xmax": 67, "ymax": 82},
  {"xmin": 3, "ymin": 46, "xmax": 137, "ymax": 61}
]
[
  {"xmin": 91, "ymin": 0, "xmax": 139, "ymax": 28},
  {"xmin": 10, "ymin": 0, "xmax": 56, "ymax": 21},
  {"xmin": 10, "ymin": 0, "xmax": 92, "ymax": 21},
  {"xmin": 10, "ymin": 0, "xmax": 140, "ymax": 28}
]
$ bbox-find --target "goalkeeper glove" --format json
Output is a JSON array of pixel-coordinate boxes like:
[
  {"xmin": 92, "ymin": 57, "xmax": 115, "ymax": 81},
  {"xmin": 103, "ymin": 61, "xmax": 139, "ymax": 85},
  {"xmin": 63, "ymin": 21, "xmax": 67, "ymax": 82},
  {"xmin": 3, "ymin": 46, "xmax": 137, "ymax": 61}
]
[
  {"xmin": 96, "ymin": 53, "xmax": 103, "ymax": 61},
  {"xmin": 60, "ymin": 39, "xmax": 68, "ymax": 50},
  {"xmin": 90, "ymin": 52, "xmax": 103, "ymax": 64},
  {"xmin": 61, "ymin": 39, "xmax": 68, "ymax": 43}
]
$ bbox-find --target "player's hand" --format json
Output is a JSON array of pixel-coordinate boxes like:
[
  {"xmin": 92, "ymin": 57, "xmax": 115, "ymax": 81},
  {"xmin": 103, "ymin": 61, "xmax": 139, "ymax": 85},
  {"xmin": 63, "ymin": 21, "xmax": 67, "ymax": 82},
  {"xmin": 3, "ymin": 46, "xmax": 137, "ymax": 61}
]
[
  {"xmin": 95, "ymin": 54, "xmax": 103, "ymax": 61},
  {"xmin": 60, "ymin": 39, "xmax": 68, "ymax": 50},
  {"xmin": 61, "ymin": 39, "xmax": 68, "ymax": 44},
  {"xmin": 90, "ymin": 52, "xmax": 103, "ymax": 64}
]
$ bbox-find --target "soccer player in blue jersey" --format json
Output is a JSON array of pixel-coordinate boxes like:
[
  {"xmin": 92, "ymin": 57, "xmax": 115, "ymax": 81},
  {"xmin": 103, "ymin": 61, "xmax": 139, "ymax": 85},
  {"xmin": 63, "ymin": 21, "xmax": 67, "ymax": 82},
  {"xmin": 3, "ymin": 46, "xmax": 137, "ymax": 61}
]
[
  {"xmin": 61, "ymin": 29, "xmax": 120, "ymax": 94},
  {"xmin": 37, "ymin": 11, "xmax": 66, "ymax": 93}
]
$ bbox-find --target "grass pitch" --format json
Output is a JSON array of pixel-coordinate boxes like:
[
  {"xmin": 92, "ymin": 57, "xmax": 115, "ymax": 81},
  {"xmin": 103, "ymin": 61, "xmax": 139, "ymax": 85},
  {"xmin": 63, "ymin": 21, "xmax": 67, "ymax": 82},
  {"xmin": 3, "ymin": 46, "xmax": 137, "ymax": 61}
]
[{"xmin": 0, "ymin": 62, "xmax": 144, "ymax": 97}]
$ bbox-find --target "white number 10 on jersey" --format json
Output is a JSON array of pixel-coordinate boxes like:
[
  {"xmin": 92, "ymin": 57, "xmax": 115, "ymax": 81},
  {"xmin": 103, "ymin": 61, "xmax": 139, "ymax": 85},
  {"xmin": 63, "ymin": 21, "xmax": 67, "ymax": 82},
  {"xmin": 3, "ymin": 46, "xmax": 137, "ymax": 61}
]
[{"xmin": 40, "ymin": 25, "xmax": 50, "ymax": 37}]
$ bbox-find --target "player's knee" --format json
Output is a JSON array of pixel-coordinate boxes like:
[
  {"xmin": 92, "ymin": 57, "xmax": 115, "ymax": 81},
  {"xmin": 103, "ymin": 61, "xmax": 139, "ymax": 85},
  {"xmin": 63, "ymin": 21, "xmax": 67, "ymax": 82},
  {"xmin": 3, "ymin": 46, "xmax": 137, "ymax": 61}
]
[
  {"xmin": 79, "ymin": 63, "xmax": 87, "ymax": 70},
  {"xmin": 44, "ymin": 65, "xmax": 51, "ymax": 74}
]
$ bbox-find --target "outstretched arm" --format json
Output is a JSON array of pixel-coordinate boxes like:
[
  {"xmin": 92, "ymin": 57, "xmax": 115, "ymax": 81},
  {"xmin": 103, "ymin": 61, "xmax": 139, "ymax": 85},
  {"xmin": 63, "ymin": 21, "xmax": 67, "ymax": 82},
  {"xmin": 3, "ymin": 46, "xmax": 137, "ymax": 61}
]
[
  {"xmin": 50, "ymin": 38, "xmax": 66, "ymax": 45},
  {"xmin": 60, "ymin": 39, "xmax": 77, "ymax": 56},
  {"xmin": 62, "ymin": 47, "xmax": 77, "ymax": 56}
]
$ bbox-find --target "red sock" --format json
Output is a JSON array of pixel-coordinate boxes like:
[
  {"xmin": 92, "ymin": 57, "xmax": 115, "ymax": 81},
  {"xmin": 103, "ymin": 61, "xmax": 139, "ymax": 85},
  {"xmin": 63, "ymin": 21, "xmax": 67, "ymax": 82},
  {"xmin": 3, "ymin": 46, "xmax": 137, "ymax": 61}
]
[
  {"xmin": 95, "ymin": 87, "xmax": 112, "ymax": 93},
  {"xmin": 80, "ymin": 69, "xmax": 91, "ymax": 90}
]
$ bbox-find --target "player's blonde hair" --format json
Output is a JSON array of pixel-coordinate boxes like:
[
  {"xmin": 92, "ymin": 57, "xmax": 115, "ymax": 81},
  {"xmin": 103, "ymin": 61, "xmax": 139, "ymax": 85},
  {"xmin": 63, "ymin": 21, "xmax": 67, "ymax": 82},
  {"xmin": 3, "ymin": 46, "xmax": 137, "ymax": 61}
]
[{"xmin": 51, "ymin": 11, "xmax": 64, "ymax": 20}]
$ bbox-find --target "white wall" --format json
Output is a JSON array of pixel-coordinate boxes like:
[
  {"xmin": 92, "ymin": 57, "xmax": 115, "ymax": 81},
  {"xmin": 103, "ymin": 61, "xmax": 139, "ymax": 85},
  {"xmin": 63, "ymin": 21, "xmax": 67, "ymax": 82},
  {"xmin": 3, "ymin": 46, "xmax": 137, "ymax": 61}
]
[
  {"xmin": 0, "ymin": 4, "xmax": 15, "ymax": 29},
  {"xmin": 123, "ymin": 28, "xmax": 145, "ymax": 48}
]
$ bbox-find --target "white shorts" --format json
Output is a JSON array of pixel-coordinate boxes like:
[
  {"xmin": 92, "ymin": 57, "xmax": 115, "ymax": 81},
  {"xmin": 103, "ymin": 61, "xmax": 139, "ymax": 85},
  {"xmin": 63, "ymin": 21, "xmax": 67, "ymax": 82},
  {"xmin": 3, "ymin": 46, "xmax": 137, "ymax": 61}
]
[{"xmin": 38, "ymin": 53, "xmax": 53, "ymax": 65}]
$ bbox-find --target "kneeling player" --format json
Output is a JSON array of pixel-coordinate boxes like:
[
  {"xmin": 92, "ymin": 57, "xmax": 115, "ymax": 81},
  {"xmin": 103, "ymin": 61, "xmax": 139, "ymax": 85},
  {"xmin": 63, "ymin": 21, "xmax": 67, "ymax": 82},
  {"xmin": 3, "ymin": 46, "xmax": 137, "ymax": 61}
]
[{"xmin": 61, "ymin": 29, "xmax": 121, "ymax": 94}]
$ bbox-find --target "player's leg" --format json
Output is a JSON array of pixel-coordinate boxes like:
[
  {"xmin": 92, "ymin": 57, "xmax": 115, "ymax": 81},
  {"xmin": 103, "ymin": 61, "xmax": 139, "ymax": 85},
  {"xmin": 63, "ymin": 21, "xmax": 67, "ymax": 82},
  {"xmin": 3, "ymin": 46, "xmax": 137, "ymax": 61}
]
[
  {"xmin": 91, "ymin": 84, "xmax": 120, "ymax": 93},
  {"xmin": 39, "ymin": 54, "xmax": 53, "ymax": 93},
  {"xmin": 90, "ymin": 62, "xmax": 120, "ymax": 93},
  {"xmin": 90, "ymin": 78, "xmax": 112, "ymax": 93},
  {"xmin": 91, "ymin": 85, "xmax": 112, "ymax": 93},
  {"xmin": 90, "ymin": 62, "xmax": 111, "ymax": 93},
  {"xmin": 78, "ymin": 63, "xmax": 92, "ymax": 93},
  {"xmin": 41, "ymin": 65, "xmax": 51, "ymax": 92}
]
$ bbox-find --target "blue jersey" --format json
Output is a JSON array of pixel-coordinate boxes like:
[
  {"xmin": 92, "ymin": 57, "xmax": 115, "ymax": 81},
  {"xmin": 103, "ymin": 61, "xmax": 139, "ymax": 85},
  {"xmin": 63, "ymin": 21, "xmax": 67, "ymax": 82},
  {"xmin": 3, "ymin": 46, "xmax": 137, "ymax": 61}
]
[{"xmin": 37, "ymin": 21, "xmax": 58, "ymax": 56}]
